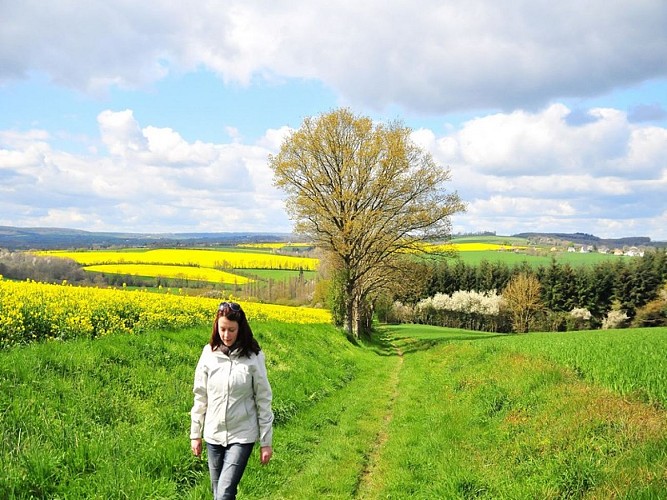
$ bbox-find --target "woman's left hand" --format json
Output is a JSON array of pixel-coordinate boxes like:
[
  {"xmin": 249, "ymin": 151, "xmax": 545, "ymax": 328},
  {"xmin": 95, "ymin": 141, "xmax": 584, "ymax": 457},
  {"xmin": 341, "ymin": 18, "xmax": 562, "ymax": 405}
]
[
  {"xmin": 260, "ymin": 446, "xmax": 273, "ymax": 465},
  {"xmin": 191, "ymin": 438, "xmax": 202, "ymax": 457}
]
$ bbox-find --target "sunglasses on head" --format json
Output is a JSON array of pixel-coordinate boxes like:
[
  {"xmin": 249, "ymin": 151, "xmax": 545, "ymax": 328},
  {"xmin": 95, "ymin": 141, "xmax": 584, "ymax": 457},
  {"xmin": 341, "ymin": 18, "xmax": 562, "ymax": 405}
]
[{"xmin": 219, "ymin": 301, "xmax": 241, "ymax": 312}]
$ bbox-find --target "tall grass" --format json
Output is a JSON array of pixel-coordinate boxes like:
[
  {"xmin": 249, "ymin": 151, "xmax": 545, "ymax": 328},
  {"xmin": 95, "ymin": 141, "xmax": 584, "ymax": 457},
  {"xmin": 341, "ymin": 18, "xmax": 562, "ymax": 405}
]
[
  {"xmin": 3, "ymin": 321, "xmax": 666, "ymax": 498},
  {"xmin": 0, "ymin": 328, "xmax": 204, "ymax": 498},
  {"xmin": 0, "ymin": 321, "xmax": 376, "ymax": 499},
  {"xmin": 485, "ymin": 327, "xmax": 667, "ymax": 407},
  {"xmin": 388, "ymin": 325, "xmax": 667, "ymax": 408},
  {"xmin": 362, "ymin": 325, "xmax": 667, "ymax": 498}
]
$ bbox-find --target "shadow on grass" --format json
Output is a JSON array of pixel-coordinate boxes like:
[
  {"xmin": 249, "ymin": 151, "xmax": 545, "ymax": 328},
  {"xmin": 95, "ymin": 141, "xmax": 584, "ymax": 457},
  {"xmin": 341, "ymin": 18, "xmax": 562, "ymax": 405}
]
[
  {"xmin": 353, "ymin": 331, "xmax": 396, "ymax": 356},
  {"xmin": 371, "ymin": 324, "xmax": 508, "ymax": 356}
]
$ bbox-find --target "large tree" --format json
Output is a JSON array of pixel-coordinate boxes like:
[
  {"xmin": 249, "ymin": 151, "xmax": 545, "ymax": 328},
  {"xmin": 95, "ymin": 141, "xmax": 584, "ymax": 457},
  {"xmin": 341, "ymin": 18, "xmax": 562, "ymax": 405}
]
[{"xmin": 269, "ymin": 108, "xmax": 465, "ymax": 337}]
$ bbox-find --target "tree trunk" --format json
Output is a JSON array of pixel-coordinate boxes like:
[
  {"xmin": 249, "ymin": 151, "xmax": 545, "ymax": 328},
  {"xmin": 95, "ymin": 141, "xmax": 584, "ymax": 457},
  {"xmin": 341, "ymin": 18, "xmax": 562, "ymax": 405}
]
[
  {"xmin": 345, "ymin": 281, "xmax": 356, "ymax": 338},
  {"xmin": 345, "ymin": 299, "xmax": 354, "ymax": 337},
  {"xmin": 353, "ymin": 293, "xmax": 373, "ymax": 338}
]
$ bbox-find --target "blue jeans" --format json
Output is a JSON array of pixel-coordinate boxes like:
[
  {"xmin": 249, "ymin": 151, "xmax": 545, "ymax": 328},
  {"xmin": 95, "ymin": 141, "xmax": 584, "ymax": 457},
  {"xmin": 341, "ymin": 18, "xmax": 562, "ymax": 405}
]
[{"xmin": 206, "ymin": 442, "xmax": 254, "ymax": 500}]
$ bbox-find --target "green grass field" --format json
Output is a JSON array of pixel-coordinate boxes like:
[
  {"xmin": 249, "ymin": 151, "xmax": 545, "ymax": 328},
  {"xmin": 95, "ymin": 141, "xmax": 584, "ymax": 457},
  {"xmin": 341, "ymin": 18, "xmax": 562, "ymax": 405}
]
[
  {"xmin": 2, "ymin": 323, "xmax": 666, "ymax": 498},
  {"xmin": 449, "ymin": 249, "xmax": 628, "ymax": 267},
  {"xmin": 361, "ymin": 325, "xmax": 667, "ymax": 498},
  {"xmin": 384, "ymin": 325, "xmax": 667, "ymax": 406},
  {"xmin": 235, "ymin": 268, "xmax": 318, "ymax": 282}
]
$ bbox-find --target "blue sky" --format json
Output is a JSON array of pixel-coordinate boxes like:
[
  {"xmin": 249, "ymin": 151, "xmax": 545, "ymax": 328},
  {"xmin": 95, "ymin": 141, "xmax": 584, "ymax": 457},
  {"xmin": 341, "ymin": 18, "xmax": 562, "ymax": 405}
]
[{"xmin": 1, "ymin": 1, "xmax": 666, "ymax": 240}]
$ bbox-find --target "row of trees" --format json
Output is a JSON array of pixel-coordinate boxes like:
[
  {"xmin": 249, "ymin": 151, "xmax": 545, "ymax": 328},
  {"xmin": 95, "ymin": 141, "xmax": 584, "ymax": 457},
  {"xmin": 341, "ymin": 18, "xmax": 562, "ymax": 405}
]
[
  {"xmin": 382, "ymin": 250, "xmax": 667, "ymax": 333},
  {"xmin": 0, "ymin": 251, "xmax": 87, "ymax": 283},
  {"xmin": 0, "ymin": 251, "xmax": 215, "ymax": 290},
  {"xmin": 414, "ymin": 251, "xmax": 667, "ymax": 325}
]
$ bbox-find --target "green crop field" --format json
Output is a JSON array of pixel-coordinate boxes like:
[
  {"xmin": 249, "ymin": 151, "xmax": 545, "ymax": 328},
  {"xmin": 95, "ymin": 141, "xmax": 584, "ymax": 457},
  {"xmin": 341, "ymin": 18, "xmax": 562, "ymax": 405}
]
[
  {"xmin": 2, "ymin": 311, "xmax": 666, "ymax": 498},
  {"xmin": 442, "ymin": 235, "xmax": 633, "ymax": 268},
  {"xmin": 362, "ymin": 325, "xmax": 667, "ymax": 498},
  {"xmin": 385, "ymin": 324, "xmax": 667, "ymax": 407},
  {"xmin": 447, "ymin": 249, "xmax": 628, "ymax": 267},
  {"xmin": 235, "ymin": 268, "xmax": 318, "ymax": 282}
]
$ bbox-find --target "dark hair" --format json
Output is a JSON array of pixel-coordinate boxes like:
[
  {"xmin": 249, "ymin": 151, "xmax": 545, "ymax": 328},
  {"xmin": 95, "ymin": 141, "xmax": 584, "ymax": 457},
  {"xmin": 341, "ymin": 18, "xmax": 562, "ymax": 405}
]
[{"xmin": 210, "ymin": 302, "xmax": 261, "ymax": 357}]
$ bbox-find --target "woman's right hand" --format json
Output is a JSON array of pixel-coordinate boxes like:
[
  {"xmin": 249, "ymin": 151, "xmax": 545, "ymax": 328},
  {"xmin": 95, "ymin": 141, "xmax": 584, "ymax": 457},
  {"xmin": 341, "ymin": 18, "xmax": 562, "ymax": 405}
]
[{"xmin": 191, "ymin": 438, "xmax": 202, "ymax": 457}]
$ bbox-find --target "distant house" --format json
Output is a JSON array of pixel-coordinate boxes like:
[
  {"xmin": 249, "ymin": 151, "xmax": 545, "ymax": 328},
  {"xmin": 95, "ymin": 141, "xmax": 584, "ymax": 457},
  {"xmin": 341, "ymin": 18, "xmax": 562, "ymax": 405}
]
[
  {"xmin": 625, "ymin": 247, "xmax": 644, "ymax": 257},
  {"xmin": 567, "ymin": 246, "xmax": 576, "ymax": 253},
  {"xmin": 613, "ymin": 248, "xmax": 624, "ymax": 256},
  {"xmin": 597, "ymin": 246, "xmax": 609, "ymax": 254}
]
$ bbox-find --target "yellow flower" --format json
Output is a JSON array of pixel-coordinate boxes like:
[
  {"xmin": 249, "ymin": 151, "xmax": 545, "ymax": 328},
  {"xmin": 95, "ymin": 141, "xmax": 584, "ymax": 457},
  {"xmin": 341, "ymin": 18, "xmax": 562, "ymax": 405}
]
[{"xmin": 0, "ymin": 280, "xmax": 331, "ymax": 349}]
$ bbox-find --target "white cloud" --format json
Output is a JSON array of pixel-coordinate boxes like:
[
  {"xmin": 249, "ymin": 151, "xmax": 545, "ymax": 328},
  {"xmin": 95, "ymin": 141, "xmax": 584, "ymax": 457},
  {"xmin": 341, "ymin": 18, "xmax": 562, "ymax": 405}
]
[
  {"xmin": 2, "ymin": 1, "xmax": 666, "ymax": 112},
  {"xmin": 430, "ymin": 104, "xmax": 666, "ymax": 184},
  {"xmin": 98, "ymin": 110, "xmax": 147, "ymax": 156},
  {"xmin": 2, "ymin": 104, "xmax": 667, "ymax": 240},
  {"xmin": 625, "ymin": 126, "xmax": 667, "ymax": 173},
  {"xmin": 0, "ymin": 111, "xmax": 292, "ymax": 233},
  {"xmin": 420, "ymin": 103, "xmax": 667, "ymax": 239},
  {"xmin": 469, "ymin": 196, "xmax": 577, "ymax": 217},
  {"xmin": 442, "ymin": 105, "xmax": 637, "ymax": 176},
  {"xmin": 257, "ymin": 126, "xmax": 292, "ymax": 151}
]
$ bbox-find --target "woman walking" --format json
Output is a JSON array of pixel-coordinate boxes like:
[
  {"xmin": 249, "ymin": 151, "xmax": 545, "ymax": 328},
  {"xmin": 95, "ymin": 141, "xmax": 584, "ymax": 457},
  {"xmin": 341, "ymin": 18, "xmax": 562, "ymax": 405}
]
[{"xmin": 190, "ymin": 301, "xmax": 274, "ymax": 499}]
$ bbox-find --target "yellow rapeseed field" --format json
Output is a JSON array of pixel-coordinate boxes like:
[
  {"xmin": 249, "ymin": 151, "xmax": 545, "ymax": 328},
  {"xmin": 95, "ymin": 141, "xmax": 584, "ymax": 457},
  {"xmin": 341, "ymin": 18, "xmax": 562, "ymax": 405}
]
[
  {"xmin": 34, "ymin": 243, "xmax": 520, "ymax": 288},
  {"xmin": 0, "ymin": 278, "xmax": 331, "ymax": 348},
  {"xmin": 38, "ymin": 248, "xmax": 319, "ymax": 271},
  {"xmin": 83, "ymin": 264, "xmax": 253, "ymax": 284}
]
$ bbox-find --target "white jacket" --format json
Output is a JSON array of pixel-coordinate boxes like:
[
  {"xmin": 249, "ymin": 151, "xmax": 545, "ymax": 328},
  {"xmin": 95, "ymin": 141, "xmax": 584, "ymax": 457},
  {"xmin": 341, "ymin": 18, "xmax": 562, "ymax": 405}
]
[{"xmin": 190, "ymin": 344, "xmax": 274, "ymax": 447}]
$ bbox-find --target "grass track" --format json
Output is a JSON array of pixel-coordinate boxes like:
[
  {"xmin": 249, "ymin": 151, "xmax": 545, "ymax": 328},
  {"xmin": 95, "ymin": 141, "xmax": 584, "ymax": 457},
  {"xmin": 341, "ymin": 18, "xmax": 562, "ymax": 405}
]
[
  {"xmin": 2, "ymin": 323, "xmax": 666, "ymax": 498},
  {"xmin": 243, "ymin": 344, "xmax": 400, "ymax": 498}
]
